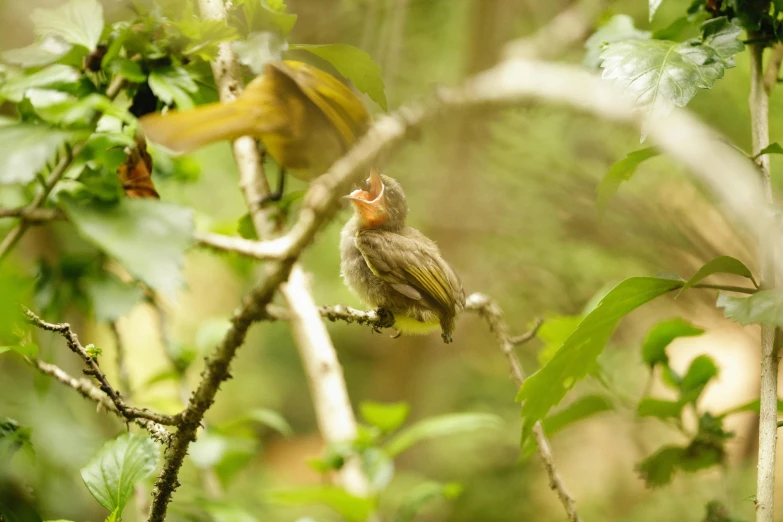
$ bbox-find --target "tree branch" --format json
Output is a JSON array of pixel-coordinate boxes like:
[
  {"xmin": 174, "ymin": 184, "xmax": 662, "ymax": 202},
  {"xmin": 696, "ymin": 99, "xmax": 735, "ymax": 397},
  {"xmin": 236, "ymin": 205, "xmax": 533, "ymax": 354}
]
[
  {"xmin": 24, "ymin": 308, "xmax": 180, "ymax": 427},
  {"xmin": 749, "ymin": 39, "xmax": 779, "ymax": 522},
  {"xmin": 30, "ymin": 357, "xmax": 171, "ymax": 443}
]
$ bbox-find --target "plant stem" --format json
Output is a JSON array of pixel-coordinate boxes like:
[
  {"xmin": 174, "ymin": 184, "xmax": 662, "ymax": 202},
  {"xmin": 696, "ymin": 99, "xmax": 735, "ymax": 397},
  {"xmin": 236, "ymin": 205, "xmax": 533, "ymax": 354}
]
[{"xmin": 749, "ymin": 39, "xmax": 779, "ymax": 522}]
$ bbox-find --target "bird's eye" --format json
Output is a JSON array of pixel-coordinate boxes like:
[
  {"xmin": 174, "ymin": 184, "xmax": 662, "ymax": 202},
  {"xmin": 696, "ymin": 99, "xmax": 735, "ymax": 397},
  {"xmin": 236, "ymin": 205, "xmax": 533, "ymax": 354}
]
[{"xmin": 359, "ymin": 178, "xmax": 371, "ymax": 191}]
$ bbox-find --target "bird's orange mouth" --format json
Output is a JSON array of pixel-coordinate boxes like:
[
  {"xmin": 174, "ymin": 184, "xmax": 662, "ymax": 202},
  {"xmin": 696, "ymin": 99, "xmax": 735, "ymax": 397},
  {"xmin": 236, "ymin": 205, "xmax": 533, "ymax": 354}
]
[{"xmin": 344, "ymin": 168, "xmax": 387, "ymax": 227}]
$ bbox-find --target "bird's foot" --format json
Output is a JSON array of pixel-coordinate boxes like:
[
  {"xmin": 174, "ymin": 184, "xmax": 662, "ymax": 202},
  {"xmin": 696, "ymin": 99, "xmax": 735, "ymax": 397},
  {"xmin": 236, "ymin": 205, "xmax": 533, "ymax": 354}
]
[
  {"xmin": 441, "ymin": 331, "xmax": 453, "ymax": 344},
  {"xmin": 374, "ymin": 307, "xmax": 395, "ymax": 329},
  {"xmin": 390, "ymin": 329, "xmax": 402, "ymax": 339}
]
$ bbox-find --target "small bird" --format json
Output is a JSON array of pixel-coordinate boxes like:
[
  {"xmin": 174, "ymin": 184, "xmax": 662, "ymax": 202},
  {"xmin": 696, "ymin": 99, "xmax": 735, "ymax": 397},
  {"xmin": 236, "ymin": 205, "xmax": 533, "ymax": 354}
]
[
  {"xmin": 340, "ymin": 169, "xmax": 464, "ymax": 343},
  {"xmin": 139, "ymin": 60, "xmax": 370, "ymax": 200}
]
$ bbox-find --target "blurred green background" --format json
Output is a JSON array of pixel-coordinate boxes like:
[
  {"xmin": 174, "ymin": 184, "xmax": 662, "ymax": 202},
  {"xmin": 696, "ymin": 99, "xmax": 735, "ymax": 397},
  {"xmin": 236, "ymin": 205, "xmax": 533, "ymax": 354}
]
[{"xmin": 1, "ymin": 0, "xmax": 780, "ymax": 520}]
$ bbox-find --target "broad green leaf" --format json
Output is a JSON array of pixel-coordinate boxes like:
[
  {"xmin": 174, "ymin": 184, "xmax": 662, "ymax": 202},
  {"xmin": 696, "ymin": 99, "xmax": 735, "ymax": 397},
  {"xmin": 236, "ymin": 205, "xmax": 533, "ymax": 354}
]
[
  {"xmin": 106, "ymin": 58, "xmax": 146, "ymax": 83},
  {"xmin": 395, "ymin": 482, "xmax": 462, "ymax": 522},
  {"xmin": 596, "ymin": 147, "xmax": 658, "ymax": 216},
  {"xmin": 679, "ymin": 355, "xmax": 718, "ymax": 402},
  {"xmin": 148, "ymin": 66, "xmax": 198, "ymax": 110},
  {"xmin": 233, "ymin": 31, "xmax": 286, "ymax": 75},
  {"xmin": 219, "ymin": 408, "xmax": 293, "ymax": 437},
  {"xmin": 385, "ymin": 413, "xmax": 503, "ymax": 457},
  {"xmin": 637, "ymin": 398, "xmax": 683, "ymax": 419},
  {"xmin": 650, "ymin": 0, "xmax": 664, "ymax": 21},
  {"xmin": 31, "ymin": 0, "xmax": 103, "ymax": 51},
  {"xmin": 85, "ymin": 273, "xmax": 144, "ymax": 322},
  {"xmin": 33, "ymin": 93, "xmax": 133, "ymax": 128},
  {"xmin": 583, "ymin": 15, "xmax": 651, "ymax": 69},
  {"xmin": 637, "ymin": 445, "xmax": 685, "ymax": 487},
  {"xmin": 716, "ymin": 290, "xmax": 783, "ymax": 327},
  {"xmin": 755, "ymin": 142, "xmax": 783, "ymax": 158},
  {"xmin": 601, "ymin": 17, "xmax": 743, "ymax": 139},
  {"xmin": 0, "ymin": 124, "xmax": 76, "ymax": 185},
  {"xmin": 1, "ymin": 36, "xmax": 72, "ymax": 67},
  {"xmin": 0, "ymin": 345, "xmax": 38, "ymax": 357},
  {"xmin": 242, "ymin": 0, "xmax": 297, "ymax": 35},
  {"xmin": 176, "ymin": 19, "xmax": 239, "ymax": 61},
  {"xmin": 678, "ymin": 256, "xmax": 756, "ymax": 296},
  {"xmin": 291, "ymin": 43, "xmax": 387, "ymax": 110},
  {"xmin": 360, "ymin": 401, "xmax": 410, "ymax": 432},
  {"xmin": 652, "ymin": 16, "xmax": 692, "ymax": 40},
  {"xmin": 60, "ymin": 195, "xmax": 194, "ymax": 299},
  {"xmin": 641, "ymin": 318, "xmax": 704, "ymax": 367},
  {"xmin": 270, "ymin": 487, "xmax": 373, "ymax": 522},
  {"xmin": 517, "ymin": 277, "xmax": 682, "ymax": 442},
  {"xmin": 80, "ymin": 434, "xmax": 158, "ymax": 516},
  {"xmin": 0, "ymin": 65, "xmax": 80, "ymax": 102},
  {"xmin": 537, "ymin": 315, "xmax": 583, "ymax": 365}
]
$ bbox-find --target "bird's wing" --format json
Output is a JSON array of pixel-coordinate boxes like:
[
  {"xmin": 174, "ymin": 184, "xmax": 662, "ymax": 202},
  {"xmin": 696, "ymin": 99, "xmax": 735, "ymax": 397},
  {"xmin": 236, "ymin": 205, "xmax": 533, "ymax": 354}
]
[{"xmin": 355, "ymin": 230, "xmax": 461, "ymax": 312}]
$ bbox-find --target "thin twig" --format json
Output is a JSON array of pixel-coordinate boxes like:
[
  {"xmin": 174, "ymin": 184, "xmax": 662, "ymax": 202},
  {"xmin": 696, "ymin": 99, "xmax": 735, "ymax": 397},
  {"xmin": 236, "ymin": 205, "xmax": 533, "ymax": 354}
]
[
  {"xmin": 24, "ymin": 308, "xmax": 180, "ymax": 427},
  {"xmin": 749, "ymin": 38, "xmax": 779, "ymax": 522},
  {"xmin": 30, "ymin": 357, "xmax": 170, "ymax": 443},
  {"xmin": 510, "ymin": 317, "xmax": 544, "ymax": 345},
  {"xmin": 0, "ymin": 207, "xmax": 63, "ymax": 222}
]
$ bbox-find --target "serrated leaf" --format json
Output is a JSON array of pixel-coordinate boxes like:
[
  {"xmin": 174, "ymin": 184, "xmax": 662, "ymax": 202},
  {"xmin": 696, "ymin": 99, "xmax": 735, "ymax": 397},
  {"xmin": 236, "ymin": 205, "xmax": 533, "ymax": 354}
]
[
  {"xmin": 395, "ymin": 481, "xmax": 462, "ymax": 522},
  {"xmin": 652, "ymin": 16, "xmax": 692, "ymax": 41},
  {"xmin": 517, "ymin": 277, "xmax": 682, "ymax": 443},
  {"xmin": 270, "ymin": 487, "xmax": 373, "ymax": 522},
  {"xmin": 0, "ymin": 123, "xmax": 77, "ymax": 185},
  {"xmin": 637, "ymin": 398, "xmax": 684, "ymax": 418},
  {"xmin": 583, "ymin": 15, "xmax": 651, "ymax": 69},
  {"xmin": 31, "ymin": 0, "xmax": 104, "ymax": 51},
  {"xmin": 650, "ymin": 0, "xmax": 664, "ymax": 21},
  {"xmin": 537, "ymin": 315, "xmax": 582, "ymax": 365},
  {"xmin": 642, "ymin": 317, "xmax": 704, "ymax": 367},
  {"xmin": 0, "ymin": 65, "xmax": 81, "ymax": 103},
  {"xmin": 1, "ymin": 36, "xmax": 72, "ymax": 67},
  {"xmin": 678, "ymin": 256, "xmax": 757, "ymax": 297},
  {"xmin": 148, "ymin": 66, "xmax": 198, "ymax": 110},
  {"xmin": 360, "ymin": 401, "xmax": 410, "ymax": 432},
  {"xmin": 384, "ymin": 413, "xmax": 503, "ymax": 457},
  {"xmin": 637, "ymin": 445, "xmax": 685, "ymax": 487},
  {"xmin": 596, "ymin": 147, "xmax": 658, "ymax": 216},
  {"xmin": 233, "ymin": 31, "xmax": 287, "ymax": 75},
  {"xmin": 755, "ymin": 142, "xmax": 783, "ymax": 158},
  {"xmin": 60, "ymin": 195, "xmax": 194, "ymax": 299},
  {"xmin": 716, "ymin": 290, "xmax": 783, "ymax": 327},
  {"xmin": 80, "ymin": 434, "xmax": 158, "ymax": 516},
  {"xmin": 85, "ymin": 273, "xmax": 143, "ymax": 321},
  {"xmin": 601, "ymin": 17, "xmax": 743, "ymax": 139},
  {"xmin": 291, "ymin": 43, "xmax": 387, "ymax": 110},
  {"xmin": 680, "ymin": 355, "xmax": 718, "ymax": 403}
]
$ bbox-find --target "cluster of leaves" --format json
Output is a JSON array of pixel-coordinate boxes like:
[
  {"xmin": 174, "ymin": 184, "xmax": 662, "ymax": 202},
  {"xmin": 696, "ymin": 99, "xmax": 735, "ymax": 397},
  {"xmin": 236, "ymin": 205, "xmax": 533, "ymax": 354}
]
[{"xmin": 516, "ymin": 255, "xmax": 769, "ymax": 483}]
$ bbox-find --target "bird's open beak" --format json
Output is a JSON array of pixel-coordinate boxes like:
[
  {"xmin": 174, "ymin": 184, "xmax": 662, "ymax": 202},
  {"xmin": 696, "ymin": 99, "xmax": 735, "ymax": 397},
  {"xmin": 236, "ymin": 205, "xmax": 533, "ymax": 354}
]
[{"xmin": 344, "ymin": 168, "xmax": 388, "ymax": 226}]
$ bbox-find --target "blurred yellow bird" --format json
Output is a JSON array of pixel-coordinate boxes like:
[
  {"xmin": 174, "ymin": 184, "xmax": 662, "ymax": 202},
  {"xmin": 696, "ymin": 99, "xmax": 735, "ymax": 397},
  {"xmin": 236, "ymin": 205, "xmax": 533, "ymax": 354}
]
[{"xmin": 139, "ymin": 60, "xmax": 370, "ymax": 191}]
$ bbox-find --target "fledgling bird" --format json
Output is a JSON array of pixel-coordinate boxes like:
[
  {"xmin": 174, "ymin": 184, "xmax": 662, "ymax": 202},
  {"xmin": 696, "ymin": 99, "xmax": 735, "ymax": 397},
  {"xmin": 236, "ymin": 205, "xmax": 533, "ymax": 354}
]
[{"xmin": 340, "ymin": 169, "xmax": 465, "ymax": 343}]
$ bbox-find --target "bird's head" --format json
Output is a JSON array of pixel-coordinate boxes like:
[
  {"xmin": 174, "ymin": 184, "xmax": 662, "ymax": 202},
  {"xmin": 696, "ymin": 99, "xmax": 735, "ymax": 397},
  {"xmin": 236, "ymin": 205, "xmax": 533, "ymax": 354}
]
[{"xmin": 344, "ymin": 168, "xmax": 407, "ymax": 230}]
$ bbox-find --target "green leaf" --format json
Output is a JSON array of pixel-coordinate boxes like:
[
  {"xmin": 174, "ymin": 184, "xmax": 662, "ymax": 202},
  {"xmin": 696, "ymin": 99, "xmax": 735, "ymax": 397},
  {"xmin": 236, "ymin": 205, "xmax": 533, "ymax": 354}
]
[
  {"xmin": 85, "ymin": 273, "xmax": 144, "ymax": 322},
  {"xmin": 176, "ymin": 19, "xmax": 240, "ymax": 62},
  {"xmin": 189, "ymin": 431, "xmax": 257, "ymax": 473},
  {"xmin": 219, "ymin": 408, "xmax": 293, "ymax": 437},
  {"xmin": 104, "ymin": 510, "xmax": 118, "ymax": 522},
  {"xmin": 384, "ymin": 413, "xmax": 503, "ymax": 457},
  {"xmin": 601, "ymin": 17, "xmax": 743, "ymax": 139},
  {"xmin": 362, "ymin": 447, "xmax": 394, "ymax": 491},
  {"xmin": 242, "ymin": 0, "xmax": 298, "ymax": 35},
  {"xmin": 395, "ymin": 482, "xmax": 462, "ymax": 522},
  {"xmin": 678, "ymin": 256, "xmax": 757, "ymax": 296},
  {"xmin": 650, "ymin": 0, "xmax": 664, "ymax": 21},
  {"xmin": 198, "ymin": 500, "xmax": 258, "ymax": 522},
  {"xmin": 716, "ymin": 290, "xmax": 783, "ymax": 327},
  {"xmin": 1, "ymin": 36, "xmax": 72, "ymax": 67},
  {"xmin": 679, "ymin": 355, "xmax": 718, "ymax": 403},
  {"xmin": 237, "ymin": 214, "xmax": 258, "ymax": 240},
  {"xmin": 270, "ymin": 487, "xmax": 373, "ymax": 522},
  {"xmin": 652, "ymin": 17, "xmax": 692, "ymax": 41},
  {"xmin": 194, "ymin": 318, "xmax": 233, "ymax": 353},
  {"xmin": 80, "ymin": 434, "xmax": 158, "ymax": 516},
  {"xmin": 0, "ymin": 417, "xmax": 34, "ymax": 460},
  {"xmin": 60, "ymin": 195, "xmax": 194, "ymax": 299},
  {"xmin": 717, "ymin": 398, "xmax": 783, "ymax": 418},
  {"xmin": 517, "ymin": 277, "xmax": 682, "ymax": 443},
  {"xmin": 637, "ymin": 445, "xmax": 685, "ymax": 487},
  {"xmin": 0, "ymin": 123, "xmax": 77, "ymax": 185},
  {"xmin": 0, "ymin": 345, "xmax": 38, "ymax": 357},
  {"xmin": 233, "ymin": 31, "xmax": 286, "ymax": 75},
  {"xmin": 31, "ymin": 0, "xmax": 104, "ymax": 51},
  {"xmin": 360, "ymin": 401, "xmax": 410, "ymax": 433},
  {"xmin": 148, "ymin": 66, "xmax": 198, "ymax": 110},
  {"xmin": 291, "ymin": 43, "xmax": 387, "ymax": 110},
  {"xmin": 637, "ymin": 398, "xmax": 684, "ymax": 419},
  {"xmin": 0, "ymin": 65, "xmax": 81, "ymax": 102},
  {"xmin": 596, "ymin": 147, "xmax": 658, "ymax": 216},
  {"xmin": 106, "ymin": 58, "xmax": 146, "ymax": 83},
  {"xmin": 641, "ymin": 317, "xmax": 704, "ymax": 367},
  {"xmin": 755, "ymin": 142, "xmax": 783, "ymax": 158},
  {"xmin": 537, "ymin": 315, "xmax": 582, "ymax": 365},
  {"xmin": 542, "ymin": 394, "xmax": 613, "ymax": 434},
  {"xmin": 583, "ymin": 15, "xmax": 651, "ymax": 69}
]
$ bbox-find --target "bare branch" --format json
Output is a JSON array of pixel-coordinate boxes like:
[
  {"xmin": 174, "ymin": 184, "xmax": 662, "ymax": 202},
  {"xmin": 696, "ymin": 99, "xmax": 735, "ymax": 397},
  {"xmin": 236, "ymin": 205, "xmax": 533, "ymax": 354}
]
[
  {"xmin": 319, "ymin": 304, "xmax": 396, "ymax": 330},
  {"xmin": 464, "ymin": 293, "xmax": 581, "ymax": 522},
  {"xmin": 0, "ymin": 207, "xmax": 63, "ymax": 222},
  {"xmin": 30, "ymin": 357, "xmax": 171, "ymax": 443},
  {"xmin": 509, "ymin": 317, "xmax": 544, "ymax": 345},
  {"xmin": 24, "ymin": 308, "xmax": 180, "ymax": 427}
]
